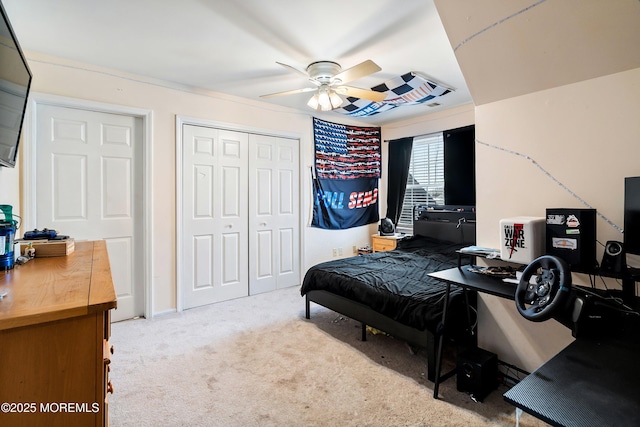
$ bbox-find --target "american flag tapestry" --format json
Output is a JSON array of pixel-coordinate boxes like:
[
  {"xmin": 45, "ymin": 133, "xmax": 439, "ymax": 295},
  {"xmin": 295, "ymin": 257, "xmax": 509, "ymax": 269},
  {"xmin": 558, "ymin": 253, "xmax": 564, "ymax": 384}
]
[
  {"xmin": 335, "ymin": 72, "xmax": 451, "ymax": 117},
  {"xmin": 311, "ymin": 117, "xmax": 381, "ymax": 230}
]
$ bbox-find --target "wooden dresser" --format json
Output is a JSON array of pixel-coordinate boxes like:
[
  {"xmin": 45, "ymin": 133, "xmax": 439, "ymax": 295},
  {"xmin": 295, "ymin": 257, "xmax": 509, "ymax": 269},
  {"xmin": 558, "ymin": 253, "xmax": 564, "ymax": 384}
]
[{"xmin": 0, "ymin": 240, "xmax": 117, "ymax": 427}]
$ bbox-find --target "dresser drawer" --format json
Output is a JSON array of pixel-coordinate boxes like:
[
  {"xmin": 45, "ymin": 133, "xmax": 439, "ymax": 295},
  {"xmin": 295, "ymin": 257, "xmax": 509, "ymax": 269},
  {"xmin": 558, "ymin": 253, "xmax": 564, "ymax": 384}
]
[{"xmin": 371, "ymin": 235, "xmax": 399, "ymax": 252}]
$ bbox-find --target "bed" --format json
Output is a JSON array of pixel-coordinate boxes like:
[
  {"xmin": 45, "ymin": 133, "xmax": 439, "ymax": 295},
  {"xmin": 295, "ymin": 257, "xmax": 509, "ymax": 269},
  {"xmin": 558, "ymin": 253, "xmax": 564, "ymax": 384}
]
[{"xmin": 301, "ymin": 218, "xmax": 476, "ymax": 383}]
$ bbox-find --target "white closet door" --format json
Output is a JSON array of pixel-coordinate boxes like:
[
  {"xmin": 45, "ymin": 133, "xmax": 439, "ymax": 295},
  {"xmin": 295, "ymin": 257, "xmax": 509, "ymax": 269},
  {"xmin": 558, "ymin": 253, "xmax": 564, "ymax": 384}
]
[
  {"xmin": 35, "ymin": 104, "xmax": 144, "ymax": 322},
  {"xmin": 182, "ymin": 125, "xmax": 248, "ymax": 309},
  {"xmin": 248, "ymin": 134, "xmax": 300, "ymax": 294}
]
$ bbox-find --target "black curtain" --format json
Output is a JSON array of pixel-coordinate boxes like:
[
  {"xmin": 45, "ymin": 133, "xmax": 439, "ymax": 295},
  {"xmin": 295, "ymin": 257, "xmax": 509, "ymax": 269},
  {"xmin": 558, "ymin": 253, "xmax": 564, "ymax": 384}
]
[{"xmin": 385, "ymin": 137, "xmax": 413, "ymax": 225}]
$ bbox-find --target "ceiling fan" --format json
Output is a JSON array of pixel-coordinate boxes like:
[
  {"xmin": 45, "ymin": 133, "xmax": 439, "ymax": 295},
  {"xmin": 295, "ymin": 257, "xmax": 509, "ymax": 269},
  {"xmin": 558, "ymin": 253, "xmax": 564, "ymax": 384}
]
[{"xmin": 260, "ymin": 60, "xmax": 387, "ymax": 111}]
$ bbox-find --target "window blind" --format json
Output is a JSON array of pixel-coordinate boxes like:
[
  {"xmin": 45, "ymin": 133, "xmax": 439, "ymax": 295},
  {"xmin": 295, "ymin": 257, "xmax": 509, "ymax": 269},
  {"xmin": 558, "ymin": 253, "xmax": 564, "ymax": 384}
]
[{"xmin": 397, "ymin": 132, "xmax": 444, "ymax": 230}]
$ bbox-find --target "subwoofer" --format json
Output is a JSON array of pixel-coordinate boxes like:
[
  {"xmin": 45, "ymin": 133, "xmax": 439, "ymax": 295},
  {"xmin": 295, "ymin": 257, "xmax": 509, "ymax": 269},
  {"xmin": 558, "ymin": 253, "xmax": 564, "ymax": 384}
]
[
  {"xmin": 456, "ymin": 347, "xmax": 498, "ymax": 402},
  {"xmin": 600, "ymin": 241, "xmax": 626, "ymax": 276}
]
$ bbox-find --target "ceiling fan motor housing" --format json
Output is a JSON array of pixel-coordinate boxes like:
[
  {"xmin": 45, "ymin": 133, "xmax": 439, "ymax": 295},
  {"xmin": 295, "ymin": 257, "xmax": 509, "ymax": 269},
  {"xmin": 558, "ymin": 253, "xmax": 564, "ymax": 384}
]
[{"xmin": 306, "ymin": 61, "xmax": 342, "ymax": 84}]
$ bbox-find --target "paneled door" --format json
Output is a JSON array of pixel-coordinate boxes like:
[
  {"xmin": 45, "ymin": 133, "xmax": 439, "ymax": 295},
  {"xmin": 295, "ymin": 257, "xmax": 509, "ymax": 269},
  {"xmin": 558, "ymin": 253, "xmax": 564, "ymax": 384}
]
[
  {"xmin": 35, "ymin": 104, "xmax": 144, "ymax": 322},
  {"xmin": 248, "ymin": 134, "xmax": 300, "ymax": 294},
  {"xmin": 182, "ymin": 125, "xmax": 249, "ymax": 309}
]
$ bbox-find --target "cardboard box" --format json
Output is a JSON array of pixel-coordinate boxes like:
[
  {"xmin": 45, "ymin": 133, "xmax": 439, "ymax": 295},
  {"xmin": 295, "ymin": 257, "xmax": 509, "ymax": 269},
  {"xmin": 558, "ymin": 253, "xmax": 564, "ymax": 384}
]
[
  {"xmin": 500, "ymin": 217, "xmax": 545, "ymax": 264},
  {"xmin": 19, "ymin": 238, "xmax": 75, "ymax": 258}
]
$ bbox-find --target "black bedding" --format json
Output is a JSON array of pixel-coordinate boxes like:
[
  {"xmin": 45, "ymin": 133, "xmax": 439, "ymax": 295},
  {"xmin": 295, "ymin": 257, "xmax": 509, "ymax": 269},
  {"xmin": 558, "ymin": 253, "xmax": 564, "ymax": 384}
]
[{"xmin": 300, "ymin": 235, "xmax": 467, "ymax": 334}]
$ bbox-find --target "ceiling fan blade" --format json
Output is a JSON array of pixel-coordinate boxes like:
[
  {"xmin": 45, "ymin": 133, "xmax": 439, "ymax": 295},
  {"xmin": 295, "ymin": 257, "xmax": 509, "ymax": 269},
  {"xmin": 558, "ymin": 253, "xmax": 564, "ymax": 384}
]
[
  {"xmin": 260, "ymin": 87, "xmax": 316, "ymax": 98},
  {"xmin": 276, "ymin": 61, "xmax": 309, "ymax": 77},
  {"xmin": 333, "ymin": 60, "xmax": 381, "ymax": 85},
  {"xmin": 335, "ymin": 86, "xmax": 387, "ymax": 103}
]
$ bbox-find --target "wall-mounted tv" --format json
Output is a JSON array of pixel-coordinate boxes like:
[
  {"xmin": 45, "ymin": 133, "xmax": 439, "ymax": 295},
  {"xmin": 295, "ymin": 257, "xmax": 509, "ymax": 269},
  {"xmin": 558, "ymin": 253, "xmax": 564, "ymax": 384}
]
[
  {"xmin": 0, "ymin": 0, "xmax": 32, "ymax": 168},
  {"xmin": 624, "ymin": 177, "xmax": 640, "ymax": 269}
]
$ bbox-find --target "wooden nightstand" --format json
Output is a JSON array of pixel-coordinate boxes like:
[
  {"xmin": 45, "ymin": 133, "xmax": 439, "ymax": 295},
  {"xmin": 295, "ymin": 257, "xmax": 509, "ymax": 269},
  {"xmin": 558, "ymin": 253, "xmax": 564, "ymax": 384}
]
[{"xmin": 371, "ymin": 234, "xmax": 404, "ymax": 252}]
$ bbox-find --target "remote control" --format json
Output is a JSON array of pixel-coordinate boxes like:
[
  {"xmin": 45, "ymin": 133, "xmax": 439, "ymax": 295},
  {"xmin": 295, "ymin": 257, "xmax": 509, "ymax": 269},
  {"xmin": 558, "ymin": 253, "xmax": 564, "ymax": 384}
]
[{"xmin": 24, "ymin": 228, "xmax": 58, "ymax": 240}]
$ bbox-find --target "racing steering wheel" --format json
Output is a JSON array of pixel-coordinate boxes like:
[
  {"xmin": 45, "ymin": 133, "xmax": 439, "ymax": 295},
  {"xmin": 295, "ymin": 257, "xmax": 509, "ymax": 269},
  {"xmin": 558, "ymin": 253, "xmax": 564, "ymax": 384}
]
[{"xmin": 515, "ymin": 255, "xmax": 572, "ymax": 322}]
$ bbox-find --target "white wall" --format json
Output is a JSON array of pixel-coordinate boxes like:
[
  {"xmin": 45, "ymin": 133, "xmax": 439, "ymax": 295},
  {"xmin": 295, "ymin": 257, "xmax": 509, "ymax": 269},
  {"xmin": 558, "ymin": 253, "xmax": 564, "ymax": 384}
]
[
  {"xmin": 475, "ymin": 67, "xmax": 640, "ymax": 371},
  {"xmin": 17, "ymin": 52, "xmax": 388, "ymax": 315},
  {"xmin": 0, "ymin": 167, "xmax": 20, "ymax": 215},
  {"xmin": 382, "ymin": 103, "xmax": 475, "ymax": 141}
]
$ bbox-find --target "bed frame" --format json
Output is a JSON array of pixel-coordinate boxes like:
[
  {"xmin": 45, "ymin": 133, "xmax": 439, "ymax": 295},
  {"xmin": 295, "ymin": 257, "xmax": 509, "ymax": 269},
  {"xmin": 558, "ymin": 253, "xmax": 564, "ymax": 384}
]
[{"xmin": 305, "ymin": 218, "xmax": 476, "ymax": 382}]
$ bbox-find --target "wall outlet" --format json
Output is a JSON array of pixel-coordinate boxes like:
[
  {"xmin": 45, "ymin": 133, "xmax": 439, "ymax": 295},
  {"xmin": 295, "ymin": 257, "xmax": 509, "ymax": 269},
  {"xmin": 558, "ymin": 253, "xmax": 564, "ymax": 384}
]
[
  {"xmin": 332, "ymin": 248, "xmax": 338, "ymax": 257},
  {"xmin": 338, "ymin": 247, "xmax": 343, "ymax": 256},
  {"xmin": 353, "ymin": 245, "xmax": 358, "ymax": 254}
]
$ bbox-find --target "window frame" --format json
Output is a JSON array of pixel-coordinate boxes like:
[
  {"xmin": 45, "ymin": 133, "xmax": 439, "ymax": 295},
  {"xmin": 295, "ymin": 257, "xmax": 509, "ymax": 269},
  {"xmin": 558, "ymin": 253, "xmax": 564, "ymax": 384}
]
[{"xmin": 396, "ymin": 132, "xmax": 445, "ymax": 233}]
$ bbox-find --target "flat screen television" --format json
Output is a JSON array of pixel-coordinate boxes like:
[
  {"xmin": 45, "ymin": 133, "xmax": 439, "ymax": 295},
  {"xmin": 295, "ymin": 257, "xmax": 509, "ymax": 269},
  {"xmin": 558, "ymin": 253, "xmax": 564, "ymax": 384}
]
[
  {"xmin": 0, "ymin": 1, "xmax": 32, "ymax": 168},
  {"xmin": 624, "ymin": 176, "xmax": 640, "ymax": 271}
]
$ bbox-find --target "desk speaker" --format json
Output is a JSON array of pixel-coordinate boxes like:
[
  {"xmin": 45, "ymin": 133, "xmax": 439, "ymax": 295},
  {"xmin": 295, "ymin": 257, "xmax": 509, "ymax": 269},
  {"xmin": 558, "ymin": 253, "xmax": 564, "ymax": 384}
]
[
  {"xmin": 457, "ymin": 347, "xmax": 498, "ymax": 402},
  {"xmin": 600, "ymin": 241, "xmax": 626, "ymax": 276}
]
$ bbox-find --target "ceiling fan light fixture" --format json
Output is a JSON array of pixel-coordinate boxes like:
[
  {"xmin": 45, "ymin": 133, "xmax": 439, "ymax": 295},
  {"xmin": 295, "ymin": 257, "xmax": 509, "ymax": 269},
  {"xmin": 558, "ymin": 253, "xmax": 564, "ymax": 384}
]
[
  {"xmin": 307, "ymin": 87, "xmax": 343, "ymax": 111},
  {"xmin": 267, "ymin": 60, "xmax": 380, "ymax": 111},
  {"xmin": 329, "ymin": 91, "xmax": 343, "ymax": 108},
  {"xmin": 307, "ymin": 93, "xmax": 320, "ymax": 110},
  {"xmin": 318, "ymin": 89, "xmax": 331, "ymax": 110}
]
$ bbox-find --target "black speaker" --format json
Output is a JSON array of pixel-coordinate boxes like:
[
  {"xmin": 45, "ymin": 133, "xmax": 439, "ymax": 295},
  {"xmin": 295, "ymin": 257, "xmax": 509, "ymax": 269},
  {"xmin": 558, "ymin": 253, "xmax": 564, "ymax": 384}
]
[
  {"xmin": 378, "ymin": 218, "xmax": 395, "ymax": 236},
  {"xmin": 600, "ymin": 241, "xmax": 626, "ymax": 276},
  {"xmin": 456, "ymin": 347, "xmax": 498, "ymax": 402}
]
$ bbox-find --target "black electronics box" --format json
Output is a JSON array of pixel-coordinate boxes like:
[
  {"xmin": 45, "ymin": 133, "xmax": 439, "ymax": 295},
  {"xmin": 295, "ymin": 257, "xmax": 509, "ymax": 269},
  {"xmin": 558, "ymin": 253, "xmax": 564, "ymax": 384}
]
[
  {"xmin": 456, "ymin": 347, "xmax": 498, "ymax": 402},
  {"xmin": 546, "ymin": 208, "xmax": 597, "ymax": 274},
  {"xmin": 414, "ymin": 205, "xmax": 476, "ymax": 222}
]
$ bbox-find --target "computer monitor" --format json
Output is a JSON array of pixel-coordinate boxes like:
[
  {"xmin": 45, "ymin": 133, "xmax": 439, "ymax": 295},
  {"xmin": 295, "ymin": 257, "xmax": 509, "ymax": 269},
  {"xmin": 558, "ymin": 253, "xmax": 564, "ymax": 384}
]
[
  {"xmin": 624, "ymin": 177, "xmax": 640, "ymax": 266},
  {"xmin": 622, "ymin": 177, "xmax": 640, "ymax": 299},
  {"xmin": 624, "ymin": 176, "xmax": 640, "ymax": 255}
]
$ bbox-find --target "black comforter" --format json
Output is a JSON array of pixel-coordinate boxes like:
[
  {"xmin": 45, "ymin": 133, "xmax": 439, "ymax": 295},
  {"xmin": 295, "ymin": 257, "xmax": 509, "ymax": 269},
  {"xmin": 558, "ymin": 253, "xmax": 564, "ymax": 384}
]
[{"xmin": 301, "ymin": 235, "xmax": 467, "ymax": 333}]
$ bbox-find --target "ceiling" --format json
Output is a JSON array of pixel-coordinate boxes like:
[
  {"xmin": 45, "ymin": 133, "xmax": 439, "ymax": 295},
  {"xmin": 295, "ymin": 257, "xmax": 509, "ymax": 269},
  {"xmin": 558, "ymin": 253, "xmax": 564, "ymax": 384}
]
[
  {"xmin": 6, "ymin": 0, "xmax": 639, "ymax": 127},
  {"xmin": 2, "ymin": 0, "xmax": 473, "ymax": 126},
  {"xmin": 435, "ymin": 0, "xmax": 640, "ymax": 106}
]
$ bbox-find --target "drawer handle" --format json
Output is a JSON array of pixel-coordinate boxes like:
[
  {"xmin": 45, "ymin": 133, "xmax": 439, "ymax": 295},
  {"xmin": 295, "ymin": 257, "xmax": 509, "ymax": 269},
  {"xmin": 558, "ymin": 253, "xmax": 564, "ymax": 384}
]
[
  {"xmin": 107, "ymin": 381, "xmax": 114, "ymax": 394},
  {"xmin": 110, "ymin": 344, "xmax": 115, "ymax": 355},
  {"xmin": 103, "ymin": 340, "xmax": 113, "ymax": 363}
]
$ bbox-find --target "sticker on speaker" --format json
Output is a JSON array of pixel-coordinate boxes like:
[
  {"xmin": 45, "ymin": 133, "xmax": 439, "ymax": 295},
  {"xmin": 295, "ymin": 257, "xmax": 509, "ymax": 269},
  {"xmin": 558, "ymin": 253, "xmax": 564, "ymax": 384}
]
[
  {"xmin": 546, "ymin": 214, "xmax": 565, "ymax": 225},
  {"xmin": 566, "ymin": 215, "xmax": 580, "ymax": 227},
  {"xmin": 552, "ymin": 237, "xmax": 578, "ymax": 250}
]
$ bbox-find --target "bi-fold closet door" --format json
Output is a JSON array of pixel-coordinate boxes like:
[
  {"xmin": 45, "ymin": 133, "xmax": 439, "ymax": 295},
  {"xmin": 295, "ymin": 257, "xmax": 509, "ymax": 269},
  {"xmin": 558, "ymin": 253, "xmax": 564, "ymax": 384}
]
[{"xmin": 181, "ymin": 124, "xmax": 300, "ymax": 310}]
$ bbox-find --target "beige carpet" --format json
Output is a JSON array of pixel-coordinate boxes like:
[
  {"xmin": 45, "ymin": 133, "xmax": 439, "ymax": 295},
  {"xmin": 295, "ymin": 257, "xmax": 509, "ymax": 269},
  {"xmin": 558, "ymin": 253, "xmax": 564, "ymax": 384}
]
[{"xmin": 109, "ymin": 286, "xmax": 548, "ymax": 427}]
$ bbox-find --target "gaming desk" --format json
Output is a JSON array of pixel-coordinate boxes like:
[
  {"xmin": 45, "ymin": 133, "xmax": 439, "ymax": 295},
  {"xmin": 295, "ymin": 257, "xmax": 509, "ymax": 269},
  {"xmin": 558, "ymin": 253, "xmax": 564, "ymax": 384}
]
[
  {"xmin": 428, "ymin": 265, "xmax": 517, "ymax": 398},
  {"xmin": 504, "ymin": 336, "xmax": 640, "ymax": 427},
  {"xmin": 430, "ymin": 266, "xmax": 640, "ymax": 426}
]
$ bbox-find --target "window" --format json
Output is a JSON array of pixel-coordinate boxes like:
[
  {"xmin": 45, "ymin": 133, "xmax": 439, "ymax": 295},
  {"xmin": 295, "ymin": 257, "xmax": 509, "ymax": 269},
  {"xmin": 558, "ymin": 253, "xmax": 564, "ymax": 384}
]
[{"xmin": 396, "ymin": 132, "xmax": 444, "ymax": 231}]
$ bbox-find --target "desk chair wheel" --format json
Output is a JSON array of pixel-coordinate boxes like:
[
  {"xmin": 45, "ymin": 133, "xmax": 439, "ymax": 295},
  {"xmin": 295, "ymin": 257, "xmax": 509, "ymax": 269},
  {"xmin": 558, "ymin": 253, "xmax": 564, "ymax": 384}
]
[{"xmin": 515, "ymin": 255, "xmax": 571, "ymax": 322}]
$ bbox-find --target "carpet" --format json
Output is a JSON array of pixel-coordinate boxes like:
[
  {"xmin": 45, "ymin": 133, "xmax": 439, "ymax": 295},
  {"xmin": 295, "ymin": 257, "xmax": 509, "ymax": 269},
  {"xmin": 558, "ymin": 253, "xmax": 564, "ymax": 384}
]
[{"xmin": 108, "ymin": 286, "xmax": 547, "ymax": 426}]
